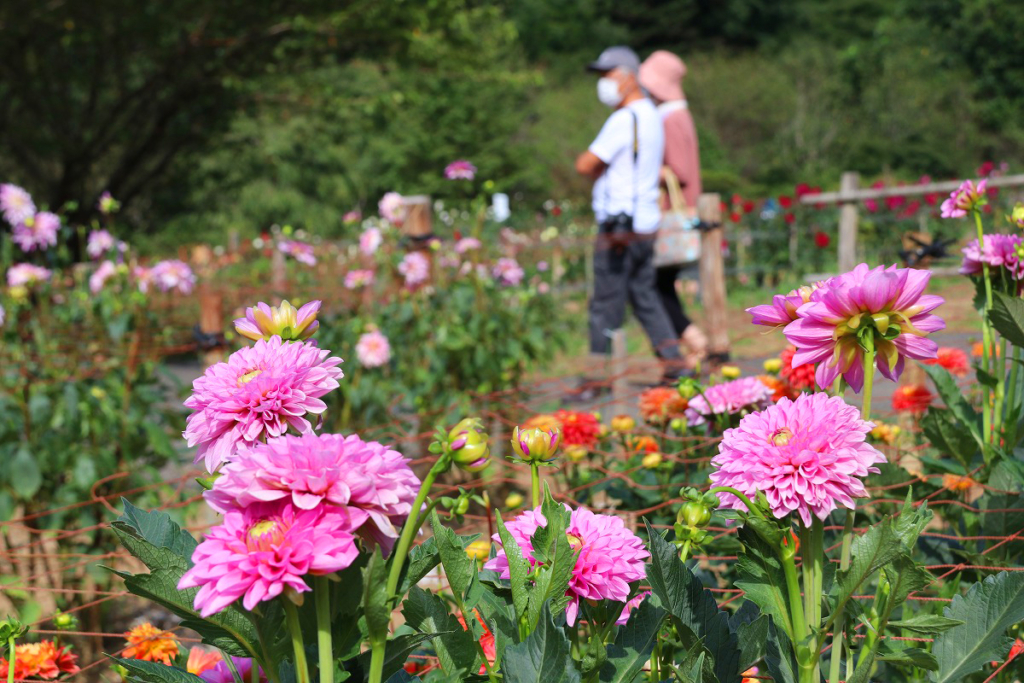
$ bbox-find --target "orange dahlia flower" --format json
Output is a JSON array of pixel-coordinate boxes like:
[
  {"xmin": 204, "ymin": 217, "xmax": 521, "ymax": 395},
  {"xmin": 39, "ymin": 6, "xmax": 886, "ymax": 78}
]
[{"xmin": 123, "ymin": 623, "xmax": 180, "ymax": 665}]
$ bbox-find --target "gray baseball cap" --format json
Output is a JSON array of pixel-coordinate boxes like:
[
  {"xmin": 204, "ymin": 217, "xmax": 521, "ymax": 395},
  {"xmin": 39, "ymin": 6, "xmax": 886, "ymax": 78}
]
[{"xmin": 586, "ymin": 46, "xmax": 640, "ymax": 74}]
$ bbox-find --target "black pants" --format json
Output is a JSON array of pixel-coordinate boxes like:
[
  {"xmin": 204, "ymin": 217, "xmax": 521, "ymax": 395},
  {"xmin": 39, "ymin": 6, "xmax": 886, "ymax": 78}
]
[
  {"xmin": 655, "ymin": 266, "xmax": 692, "ymax": 337},
  {"xmin": 588, "ymin": 237, "xmax": 682, "ymax": 360}
]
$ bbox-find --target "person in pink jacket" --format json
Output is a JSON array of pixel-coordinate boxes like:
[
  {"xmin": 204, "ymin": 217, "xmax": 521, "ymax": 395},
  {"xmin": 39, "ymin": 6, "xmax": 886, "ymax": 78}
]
[{"xmin": 639, "ymin": 50, "xmax": 708, "ymax": 368}]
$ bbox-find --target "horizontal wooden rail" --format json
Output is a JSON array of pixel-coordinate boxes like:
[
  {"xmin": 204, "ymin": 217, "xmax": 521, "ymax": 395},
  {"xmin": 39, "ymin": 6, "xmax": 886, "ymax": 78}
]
[{"xmin": 800, "ymin": 173, "xmax": 1024, "ymax": 205}]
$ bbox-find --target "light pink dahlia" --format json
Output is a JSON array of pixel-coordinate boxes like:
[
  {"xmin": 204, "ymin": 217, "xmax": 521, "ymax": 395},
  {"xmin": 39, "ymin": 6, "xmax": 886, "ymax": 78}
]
[
  {"xmin": 709, "ymin": 392, "xmax": 886, "ymax": 526},
  {"xmin": 184, "ymin": 337, "xmax": 343, "ymax": 472},
  {"xmin": 89, "ymin": 261, "xmax": 118, "ymax": 293},
  {"xmin": 359, "ymin": 227, "xmax": 383, "ymax": 255},
  {"xmin": 344, "ymin": 269, "xmax": 374, "ymax": 289},
  {"xmin": 379, "ymin": 192, "xmax": 405, "ymax": 225},
  {"xmin": 200, "ymin": 658, "xmax": 266, "ymax": 683},
  {"xmin": 398, "ymin": 251, "xmax": 430, "ymax": 287},
  {"xmin": 178, "ymin": 502, "xmax": 358, "ymax": 617},
  {"xmin": 0, "ymin": 184, "xmax": 36, "ymax": 225},
  {"xmin": 941, "ymin": 178, "xmax": 987, "ymax": 218},
  {"xmin": 959, "ymin": 233, "xmax": 1024, "ymax": 280},
  {"xmin": 7, "ymin": 263, "xmax": 52, "ymax": 287},
  {"xmin": 355, "ymin": 330, "xmax": 391, "ymax": 368},
  {"xmin": 455, "ymin": 237, "xmax": 481, "ymax": 254},
  {"xmin": 484, "ymin": 506, "xmax": 648, "ymax": 626},
  {"xmin": 784, "ymin": 264, "xmax": 944, "ymax": 391},
  {"xmin": 204, "ymin": 433, "xmax": 419, "ymax": 553},
  {"xmin": 685, "ymin": 377, "xmax": 773, "ymax": 426},
  {"xmin": 87, "ymin": 230, "xmax": 116, "ymax": 259},
  {"xmin": 149, "ymin": 260, "xmax": 195, "ymax": 294},
  {"xmin": 279, "ymin": 239, "xmax": 316, "ymax": 266},
  {"xmin": 493, "ymin": 258, "xmax": 525, "ymax": 286},
  {"xmin": 747, "ymin": 281, "xmax": 830, "ymax": 328},
  {"xmin": 12, "ymin": 212, "xmax": 60, "ymax": 252},
  {"xmin": 444, "ymin": 160, "xmax": 477, "ymax": 180}
]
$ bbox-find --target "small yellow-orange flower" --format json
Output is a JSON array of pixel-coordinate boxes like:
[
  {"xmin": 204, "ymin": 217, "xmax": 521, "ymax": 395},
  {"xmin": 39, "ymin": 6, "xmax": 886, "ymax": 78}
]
[
  {"xmin": 629, "ymin": 435, "xmax": 659, "ymax": 454},
  {"xmin": 758, "ymin": 375, "xmax": 795, "ymax": 402},
  {"xmin": 942, "ymin": 474, "xmax": 976, "ymax": 493},
  {"xmin": 638, "ymin": 387, "xmax": 688, "ymax": 424},
  {"xmin": 186, "ymin": 648, "xmax": 221, "ymax": 676},
  {"xmin": 123, "ymin": 623, "xmax": 180, "ymax": 665},
  {"xmin": 522, "ymin": 413, "xmax": 563, "ymax": 432},
  {"xmin": 0, "ymin": 641, "xmax": 80, "ymax": 680}
]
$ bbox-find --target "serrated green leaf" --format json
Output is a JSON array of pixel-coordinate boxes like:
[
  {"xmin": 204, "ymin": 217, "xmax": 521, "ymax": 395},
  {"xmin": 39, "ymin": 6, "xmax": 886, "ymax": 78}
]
[
  {"xmin": 111, "ymin": 658, "xmax": 205, "ymax": 683},
  {"xmin": 495, "ymin": 513, "xmax": 530, "ymax": 624},
  {"xmin": 878, "ymin": 644, "xmax": 938, "ymax": 670},
  {"xmin": 402, "ymin": 586, "xmax": 476, "ymax": 676},
  {"xmin": 476, "ymin": 590, "xmax": 517, "ymax": 669},
  {"xmin": 384, "ymin": 671, "xmax": 420, "ymax": 683},
  {"xmin": 887, "ymin": 615, "xmax": 964, "ymax": 635},
  {"xmin": 363, "ymin": 549, "xmax": 390, "ymax": 642},
  {"xmin": 920, "ymin": 409, "xmax": 979, "ymax": 468},
  {"xmin": 764, "ymin": 619, "xmax": 797, "ymax": 683},
  {"xmin": 736, "ymin": 615, "xmax": 769, "ymax": 673},
  {"xmin": 599, "ymin": 599, "xmax": 667, "ymax": 683},
  {"xmin": 920, "ymin": 364, "xmax": 984, "ymax": 450},
  {"xmin": 525, "ymin": 494, "xmax": 576, "ymax": 629},
  {"xmin": 502, "ymin": 602, "xmax": 580, "ymax": 683},
  {"xmin": 398, "ymin": 537, "xmax": 441, "ymax": 598},
  {"xmin": 989, "ymin": 291, "xmax": 1024, "ymax": 347},
  {"xmin": 882, "ymin": 555, "xmax": 932, "ymax": 608},
  {"xmin": 111, "ymin": 499, "xmax": 198, "ymax": 566},
  {"xmin": 430, "ymin": 510, "xmax": 480, "ymax": 608},
  {"xmin": 932, "ymin": 571, "xmax": 1024, "ymax": 683},
  {"xmin": 735, "ymin": 526, "xmax": 794, "ymax": 639}
]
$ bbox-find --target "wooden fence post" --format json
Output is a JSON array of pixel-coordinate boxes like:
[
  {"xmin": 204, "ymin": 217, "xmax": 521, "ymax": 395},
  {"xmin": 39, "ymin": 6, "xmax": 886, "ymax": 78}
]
[
  {"xmin": 198, "ymin": 284, "xmax": 225, "ymax": 367},
  {"xmin": 401, "ymin": 195, "xmax": 433, "ymax": 241},
  {"xmin": 698, "ymin": 193, "xmax": 729, "ymax": 362},
  {"xmin": 610, "ymin": 328, "xmax": 629, "ymax": 417},
  {"xmin": 837, "ymin": 171, "xmax": 860, "ymax": 274}
]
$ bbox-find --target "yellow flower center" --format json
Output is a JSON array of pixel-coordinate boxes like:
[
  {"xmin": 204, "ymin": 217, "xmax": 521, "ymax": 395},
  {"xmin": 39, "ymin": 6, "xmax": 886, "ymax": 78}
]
[
  {"xmin": 246, "ymin": 519, "xmax": 284, "ymax": 551},
  {"xmin": 770, "ymin": 428, "xmax": 793, "ymax": 446},
  {"xmin": 237, "ymin": 369, "xmax": 262, "ymax": 386},
  {"xmin": 566, "ymin": 532, "xmax": 584, "ymax": 551}
]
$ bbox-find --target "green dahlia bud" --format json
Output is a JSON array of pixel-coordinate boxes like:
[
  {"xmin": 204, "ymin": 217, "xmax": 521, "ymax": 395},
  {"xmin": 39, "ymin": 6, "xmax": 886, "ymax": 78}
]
[
  {"xmin": 0, "ymin": 617, "xmax": 28, "ymax": 641},
  {"xmin": 677, "ymin": 376, "xmax": 701, "ymax": 400},
  {"xmin": 448, "ymin": 417, "xmax": 490, "ymax": 472},
  {"xmin": 510, "ymin": 425, "xmax": 562, "ymax": 463},
  {"xmin": 53, "ymin": 610, "xmax": 79, "ymax": 632}
]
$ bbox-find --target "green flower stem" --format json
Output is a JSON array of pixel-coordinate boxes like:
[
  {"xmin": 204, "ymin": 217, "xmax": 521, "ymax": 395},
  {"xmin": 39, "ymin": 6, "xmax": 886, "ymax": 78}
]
[
  {"xmin": 385, "ymin": 456, "xmax": 451, "ymax": 601},
  {"xmin": 974, "ymin": 210, "xmax": 995, "ymax": 445},
  {"xmin": 828, "ymin": 510, "xmax": 855, "ymax": 683},
  {"xmin": 1007, "ymin": 346, "xmax": 1021, "ymax": 445},
  {"xmin": 530, "ymin": 461, "xmax": 542, "ymax": 508},
  {"xmin": 223, "ymin": 652, "xmax": 245, "ymax": 683},
  {"xmin": 781, "ymin": 546, "xmax": 811, "ymax": 681},
  {"xmin": 861, "ymin": 338, "xmax": 876, "ymax": 421},
  {"xmin": 799, "ymin": 519, "xmax": 824, "ymax": 682},
  {"xmin": 282, "ymin": 599, "xmax": 311, "ymax": 683},
  {"xmin": 707, "ymin": 486, "xmax": 766, "ymax": 519},
  {"xmin": 7, "ymin": 637, "xmax": 16, "ymax": 683},
  {"xmin": 994, "ymin": 338, "xmax": 1007, "ymax": 441},
  {"xmin": 367, "ymin": 638, "xmax": 385, "ymax": 683},
  {"xmin": 678, "ymin": 539, "xmax": 692, "ymax": 564},
  {"xmin": 315, "ymin": 576, "xmax": 334, "ymax": 683}
]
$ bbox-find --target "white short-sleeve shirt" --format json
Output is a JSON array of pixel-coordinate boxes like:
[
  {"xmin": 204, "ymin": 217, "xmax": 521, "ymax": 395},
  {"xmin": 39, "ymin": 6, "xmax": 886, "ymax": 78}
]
[{"xmin": 588, "ymin": 97, "xmax": 665, "ymax": 234}]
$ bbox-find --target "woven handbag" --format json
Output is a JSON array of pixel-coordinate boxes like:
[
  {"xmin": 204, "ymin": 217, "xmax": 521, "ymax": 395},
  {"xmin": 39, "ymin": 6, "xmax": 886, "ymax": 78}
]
[{"xmin": 653, "ymin": 168, "xmax": 701, "ymax": 268}]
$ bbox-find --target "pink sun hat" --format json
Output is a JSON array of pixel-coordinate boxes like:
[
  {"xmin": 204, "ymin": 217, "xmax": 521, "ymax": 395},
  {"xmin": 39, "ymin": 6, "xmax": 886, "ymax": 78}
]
[{"xmin": 639, "ymin": 50, "xmax": 686, "ymax": 101}]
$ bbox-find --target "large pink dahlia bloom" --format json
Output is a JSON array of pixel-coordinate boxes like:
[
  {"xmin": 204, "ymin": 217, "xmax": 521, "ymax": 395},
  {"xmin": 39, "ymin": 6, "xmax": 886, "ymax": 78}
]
[
  {"xmin": 685, "ymin": 377, "xmax": 773, "ymax": 426},
  {"xmin": 179, "ymin": 503, "xmax": 358, "ymax": 617},
  {"xmin": 204, "ymin": 433, "xmax": 419, "ymax": 553},
  {"xmin": 484, "ymin": 506, "xmax": 648, "ymax": 626},
  {"xmin": 399, "ymin": 251, "xmax": 430, "ymax": 287},
  {"xmin": 184, "ymin": 338, "xmax": 343, "ymax": 472},
  {"xmin": 356, "ymin": 330, "xmax": 391, "ymax": 368},
  {"xmin": 200, "ymin": 658, "xmax": 266, "ymax": 683},
  {"xmin": 959, "ymin": 233, "xmax": 1024, "ymax": 281},
  {"xmin": 784, "ymin": 264, "xmax": 944, "ymax": 391},
  {"xmin": 12, "ymin": 212, "xmax": 60, "ymax": 252},
  {"xmin": 360, "ymin": 227, "xmax": 383, "ymax": 255},
  {"xmin": 7, "ymin": 263, "xmax": 52, "ymax": 287},
  {"xmin": 0, "ymin": 184, "xmax": 36, "ymax": 225},
  {"xmin": 709, "ymin": 392, "xmax": 886, "ymax": 526}
]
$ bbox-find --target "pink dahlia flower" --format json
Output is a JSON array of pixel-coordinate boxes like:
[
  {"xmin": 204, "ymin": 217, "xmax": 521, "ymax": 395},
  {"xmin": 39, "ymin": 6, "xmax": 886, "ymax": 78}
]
[
  {"xmin": 179, "ymin": 502, "xmax": 358, "ymax": 617},
  {"xmin": 685, "ymin": 377, "xmax": 773, "ymax": 426},
  {"xmin": 617, "ymin": 590, "xmax": 651, "ymax": 625},
  {"xmin": 747, "ymin": 282, "xmax": 830, "ymax": 328},
  {"xmin": 444, "ymin": 160, "xmax": 477, "ymax": 180},
  {"xmin": 455, "ymin": 237, "xmax": 481, "ymax": 254},
  {"xmin": 493, "ymin": 258, "xmax": 525, "ymax": 286},
  {"xmin": 184, "ymin": 337, "xmax": 343, "ymax": 472},
  {"xmin": 89, "ymin": 261, "xmax": 118, "ymax": 293},
  {"xmin": 959, "ymin": 233, "xmax": 1024, "ymax": 280},
  {"xmin": 7, "ymin": 263, "xmax": 52, "ymax": 287},
  {"xmin": 12, "ymin": 212, "xmax": 60, "ymax": 252},
  {"xmin": 356, "ymin": 330, "xmax": 391, "ymax": 368},
  {"xmin": 87, "ymin": 230, "xmax": 116, "ymax": 259},
  {"xmin": 234, "ymin": 300, "xmax": 321, "ymax": 342},
  {"xmin": 784, "ymin": 264, "xmax": 944, "ymax": 391},
  {"xmin": 0, "ymin": 303, "xmax": 5, "ymax": 327},
  {"xmin": 941, "ymin": 178, "xmax": 987, "ymax": 218},
  {"xmin": 278, "ymin": 239, "xmax": 317, "ymax": 266},
  {"xmin": 0, "ymin": 184, "xmax": 36, "ymax": 225},
  {"xmin": 359, "ymin": 227, "xmax": 383, "ymax": 255},
  {"xmin": 398, "ymin": 251, "xmax": 430, "ymax": 287},
  {"xmin": 379, "ymin": 192, "xmax": 405, "ymax": 225},
  {"xmin": 200, "ymin": 657, "xmax": 266, "ymax": 683},
  {"xmin": 709, "ymin": 392, "xmax": 886, "ymax": 527},
  {"xmin": 344, "ymin": 269, "xmax": 375, "ymax": 289},
  {"xmin": 149, "ymin": 260, "xmax": 195, "ymax": 294},
  {"xmin": 205, "ymin": 433, "xmax": 419, "ymax": 553},
  {"xmin": 484, "ymin": 506, "xmax": 648, "ymax": 626},
  {"xmin": 343, "ymin": 209, "xmax": 362, "ymax": 224}
]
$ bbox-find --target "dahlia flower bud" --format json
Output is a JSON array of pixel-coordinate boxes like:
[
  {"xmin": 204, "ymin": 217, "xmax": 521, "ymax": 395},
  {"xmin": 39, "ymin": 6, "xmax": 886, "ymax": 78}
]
[
  {"xmin": 674, "ymin": 488, "xmax": 717, "ymax": 544},
  {"xmin": 505, "ymin": 492, "xmax": 524, "ymax": 510},
  {"xmin": 763, "ymin": 358, "xmax": 782, "ymax": 374},
  {"xmin": 0, "ymin": 617, "xmax": 27, "ymax": 641},
  {"xmin": 641, "ymin": 452, "xmax": 662, "ymax": 469},
  {"xmin": 448, "ymin": 417, "xmax": 490, "ymax": 472},
  {"xmin": 234, "ymin": 300, "xmax": 321, "ymax": 342},
  {"xmin": 721, "ymin": 365, "xmax": 741, "ymax": 379},
  {"xmin": 610, "ymin": 415, "xmax": 635, "ymax": 432},
  {"xmin": 465, "ymin": 539, "xmax": 491, "ymax": 562},
  {"xmin": 1013, "ymin": 203, "xmax": 1024, "ymax": 229},
  {"xmin": 670, "ymin": 417, "xmax": 685, "ymax": 432},
  {"xmin": 510, "ymin": 425, "xmax": 562, "ymax": 464},
  {"xmin": 53, "ymin": 611, "xmax": 79, "ymax": 631},
  {"xmin": 677, "ymin": 377, "xmax": 700, "ymax": 400}
]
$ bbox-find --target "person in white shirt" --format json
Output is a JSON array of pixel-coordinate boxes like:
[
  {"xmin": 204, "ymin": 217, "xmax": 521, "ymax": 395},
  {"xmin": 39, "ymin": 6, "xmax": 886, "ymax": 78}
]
[{"xmin": 573, "ymin": 46, "xmax": 684, "ymax": 395}]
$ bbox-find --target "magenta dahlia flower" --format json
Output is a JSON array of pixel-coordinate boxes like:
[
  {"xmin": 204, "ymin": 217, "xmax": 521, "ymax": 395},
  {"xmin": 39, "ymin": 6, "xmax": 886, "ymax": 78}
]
[
  {"xmin": 398, "ymin": 251, "xmax": 430, "ymax": 287},
  {"xmin": 7, "ymin": 263, "xmax": 52, "ymax": 287},
  {"xmin": 89, "ymin": 261, "xmax": 118, "ymax": 293},
  {"xmin": 484, "ymin": 506, "xmax": 648, "ymax": 626},
  {"xmin": 355, "ymin": 330, "xmax": 391, "ymax": 368},
  {"xmin": 783, "ymin": 264, "xmax": 944, "ymax": 391},
  {"xmin": 184, "ymin": 337, "xmax": 343, "ymax": 472},
  {"xmin": 617, "ymin": 590, "xmax": 651, "ymax": 625},
  {"xmin": 379, "ymin": 192, "xmax": 405, "ymax": 225},
  {"xmin": 940, "ymin": 178, "xmax": 987, "ymax": 218},
  {"xmin": 234, "ymin": 300, "xmax": 320, "ymax": 342},
  {"xmin": 493, "ymin": 258, "xmax": 525, "ymax": 286},
  {"xmin": 344, "ymin": 269, "xmax": 375, "ymax": 289},
  {"xmin": 12, "ymin": 212, "xmax": 60, "ymax": 252},
  {"xmin": 200, "ymin": 658, "xmax": 266, "ymax": 683},
  {"xmin": 0, "ymin": 184, "xmax": 36, "ymax": 225},
  {"xmin": 178, "ymin": 502, "xmax": 359, "ymax": 617},
  {"xmin": 359, "ymin": 227, "xmax": 382, "ymax": 255},
  {"xmin": 747, "ymin": 282, "xmax": 830, "ymax": 328},
  {"xmin": 709, "ymin": 392, "xmax": 886, "ymax": 526},
  {"xmin": 959, "ymin": 233, "xmax": 1024, "ymax": 280},
  {"xmin": 685, "ymin": 377, "xmax": 773, "ymax": 426},
  {"xmin": 87, "ymin": 230, "xmax": 116, "ymax": 259},
  {"xmin": 444, "ymin": 160, "xmax": 477, "ymax": 180},
  {"xmin": 149, "ymin": 260, "xmax": 195, "ymax": 294},
  {"xmin": 278, "ymin": 240, "xmax": 316, "ymax": 266},
  {"xmin": 204, "ymin": 433, "xmax": 419, "ymax": 553}
]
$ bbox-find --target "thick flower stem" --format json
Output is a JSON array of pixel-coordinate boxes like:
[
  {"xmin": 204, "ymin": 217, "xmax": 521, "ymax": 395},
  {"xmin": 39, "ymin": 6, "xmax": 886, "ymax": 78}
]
[
  {"xmin": 679, "ymin": 539, "xmax": 692, "ymax": 564},
  {"xmin": 385, "ymin": 457, "xmax": 450, "ymax": 601},
  {"xmin": 282, "ymin": 599, "xmax": 310, "ymax": 683},
  {"xmin": 7, "ymin": 637, "xmax": 15, "ymax": 683},
  {"xmin": 781, "ymin": 549, "xmax": 810, "ymax": 678},
  {"xmin": 828, "ymin": 510, "xmax": 855, "ymax": 683},
  {"xmin": 367, "ymin": 638, "xmax": 385, "ymax": 683},
  {"xmin": 861, "ymin": 340, "xmax": 876, "ymax": 421},
  {"xmin": 799, "ymin": 519, "xmax": 824, "ymax": 682},
  {"xmin": 530, "ymin": 461, "xmax": 542, "ymax": 508},
  {"xmin": 315, "ymin": 576, "xmax": 334, "ymax": 683},
  {"xmin": 974, "ymin": 210, "xmax": 996, "ymax": 446}
]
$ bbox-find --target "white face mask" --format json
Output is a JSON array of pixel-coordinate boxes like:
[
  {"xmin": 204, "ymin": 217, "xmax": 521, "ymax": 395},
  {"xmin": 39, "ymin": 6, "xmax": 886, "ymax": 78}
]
[{"xmin": 597, "ymin": 77, "xmax": 623, "ymax": 107}]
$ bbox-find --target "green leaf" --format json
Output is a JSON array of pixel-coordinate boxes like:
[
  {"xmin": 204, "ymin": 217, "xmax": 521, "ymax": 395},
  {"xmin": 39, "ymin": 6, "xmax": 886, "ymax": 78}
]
[
  {"xmin": 363, "ymin": 549, "xmax": 391, "ymax": 643},
  {"xmin": 887, "ymin": 615, "xmax": 964, "ymax": 635},
  {"xmin": 932, "ymin": 571, "xmax": 1024, "ymax": 683},
  {"xmin": 882, "ymin": 555, "xmax": 932, "ymax": 609},
  {"xmin": 988, "ymin": 291, "xmax": 1024, "ymax": 347},
  {"xmin": 920, "ymin": 364, "xmax": 984, "ymax": 450},
  {"xmin": 111, "ymin": 658, "xmax": 205, "ymax": 683},
  {"xmin": 352, "ymin": 634, "xmax": 432, "ymax": 683},
  {"xmin": 10, "ymin": 447, "xmax": 42, "ymax": 498},
  {"xmin": 644, "ymin": 521, "xmax": 740, "ymax": 683},
  {"xmin": 764, "ymin": 618, "xmax": 797, "ymax": 683},
  {"xmin": 398, "ymin": 537, "xmax": 441, "ymax": 598},
  {"xmin": 503, "ymin": 602, "xmax": 580, "ymax": 683},
  {"xmin": 402, "ymin": 586, "xmax": 476, "ymax": 677},
  {"xmin": 920, "ymin": 409, "xmax": 979, "ymax": 468},
  {"xmin": 429, "ymin": 510, "xmax": 481, "ymax": 608},
  {"xmin": 476, "ymin": 590, "xmax": 517, "ymax": 669},
  {"xmin": 599, "ymin": 599, "xmax": 667, "ymax": 683},
  {"xmin": 525, "ymin": 493, "xmax": 577, "ymax": 629},
  {"xmin": 877, "ymin": 644, "xmax": 938, "ymax": 670},
  {"xmin": 495, "ymin": 512, "xmax": 531, "ymax": 622},
  {"xmin": 735, "ymin": 526, "xmax": 793, "ymax": 639},
  {"xmin": 736, "ymin": 615, "xmax": 769, "ymax": 673}
]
